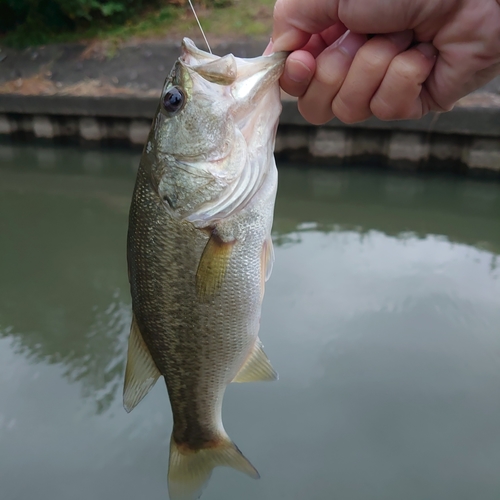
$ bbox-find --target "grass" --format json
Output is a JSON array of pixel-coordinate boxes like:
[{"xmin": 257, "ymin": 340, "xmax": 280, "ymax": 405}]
[{"xmin": 1, "ymin": 0, "xmax": 275, "ymax": 48}]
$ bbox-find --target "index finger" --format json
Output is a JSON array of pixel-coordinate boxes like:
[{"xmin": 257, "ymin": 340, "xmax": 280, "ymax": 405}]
[{"xmin": 272, "ymin": 0, "xmax": 341, "ymax": 52}]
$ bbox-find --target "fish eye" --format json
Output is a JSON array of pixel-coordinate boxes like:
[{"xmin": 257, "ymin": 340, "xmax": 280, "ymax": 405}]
[{"xmin": 162, "ymin": 86, "xmax": 185, "ymax": 115}]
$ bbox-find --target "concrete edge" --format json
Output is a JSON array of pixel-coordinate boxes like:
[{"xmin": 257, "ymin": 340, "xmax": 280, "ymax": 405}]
[
  {"xmin": 1, "ymin": 93, "xmax": 499, "ymax": 174},
  {"xmin": 281, "ymin": 98, "xmax": 500, "ymax": 137},
  {"xmin": 0, "ymin": 93, "xmax": 500, "ymax": 137}
]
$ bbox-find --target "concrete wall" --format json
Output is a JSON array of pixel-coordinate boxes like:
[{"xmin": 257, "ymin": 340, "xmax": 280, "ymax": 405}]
[{"xmin": 0, "ymin": 93, "xmax": 499, "ymax": 174}]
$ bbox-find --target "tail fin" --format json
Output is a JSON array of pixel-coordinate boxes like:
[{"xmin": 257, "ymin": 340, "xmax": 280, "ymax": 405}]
[{"xmin": 168, "ymin": 435, "xmax": 259, "ymax": 500}]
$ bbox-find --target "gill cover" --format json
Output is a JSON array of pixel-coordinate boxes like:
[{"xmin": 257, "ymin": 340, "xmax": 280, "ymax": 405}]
[{"xmin": 149, "ymin": 38, "xmax": 286, "ymax": 227}]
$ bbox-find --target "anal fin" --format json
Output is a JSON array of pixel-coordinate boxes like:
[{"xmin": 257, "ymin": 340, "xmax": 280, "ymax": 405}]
[
  {"xmin": 232, "ymin": 338, "xmax": 278, "ymax": 383},
  {"xmin": 123, "ymin": 315, "xmax": 161, "ymax": 413}
]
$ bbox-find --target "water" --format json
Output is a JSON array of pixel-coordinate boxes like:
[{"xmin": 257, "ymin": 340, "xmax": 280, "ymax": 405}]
[{"xmin": 1, "ymin": 143, "xmax": 500, "ymax": 500}]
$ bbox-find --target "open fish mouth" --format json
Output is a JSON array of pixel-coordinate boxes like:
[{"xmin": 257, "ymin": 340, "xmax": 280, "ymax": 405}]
[{"xmin": 177, "ymin": 37, "xmax": 287, "ymax": 114}]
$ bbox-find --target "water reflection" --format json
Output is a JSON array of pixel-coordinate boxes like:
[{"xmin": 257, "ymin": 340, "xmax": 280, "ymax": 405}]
[
  {"xmin": 274, "ymin": 164, "xmax": 500, "ymax": 255},
  {"xmin": 1, "ymin": 145, "xmax": 500, "ymax": 500},
  {"xmin": 0, "ymin": 146, "xmax": 138, "ymax": 413}
]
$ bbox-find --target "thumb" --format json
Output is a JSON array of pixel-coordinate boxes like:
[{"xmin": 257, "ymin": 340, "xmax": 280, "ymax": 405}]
[
  {"xmin": 271, "ymin": 0, "xmax": 438, "ymax": 52},
  {"xmin": 271, "ymin": 0, "xmax": 341, "ymax": 52}
]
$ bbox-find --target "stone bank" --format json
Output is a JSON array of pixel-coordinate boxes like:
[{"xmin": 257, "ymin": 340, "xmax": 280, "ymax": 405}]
[{"xmin": 1, "ymin": 92, "xmax": 499, "ymax": 175}]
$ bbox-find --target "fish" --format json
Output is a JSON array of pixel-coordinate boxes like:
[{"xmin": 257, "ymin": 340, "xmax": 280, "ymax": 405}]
[{"xmin": 123, "ymin": 38, "xmax": 286, "ymax": 500}]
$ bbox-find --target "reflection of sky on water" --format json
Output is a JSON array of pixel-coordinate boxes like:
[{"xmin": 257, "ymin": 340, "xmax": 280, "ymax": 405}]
[
  {"xmin": 1, "ymin": 227, "xmax": 498, "ymax": 417},
  {"xmin": 0, "ymin": 294, "xmax": 129, "ymax": 413},
  {"xmin": 2, "ymin": 227, "xmax": 500, "ymax": 500},
  {"xmin": 1, "ymin": 145, "xmax": 500, "ymax": 500},
  {"xmin": 264, "ymin": 231, "xmax": 500, "ymax": 386}
]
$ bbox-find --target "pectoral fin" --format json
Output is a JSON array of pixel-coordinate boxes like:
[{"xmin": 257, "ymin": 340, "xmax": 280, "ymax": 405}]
[
  {"xmin": 123, "ymin": 315, "xmax": 161, "ymax": 413},
  {"xmin": 262, "ymin": 236, "xmax": 275, "ymax": 282},
  {"xmin": 196, "ymin": 233, "xmax": 234, "ymax": 302},
  {"xmin": 232, "ymin": 338, "xmax": 278, "ymax": 383},
  {"xmin": 260, "ymin": 236, "xmax": 274, "ymax": 299}
]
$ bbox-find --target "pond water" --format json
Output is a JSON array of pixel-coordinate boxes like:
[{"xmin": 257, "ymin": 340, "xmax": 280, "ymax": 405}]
[{"xmin": 1, "ymin": 143, "xmax": 500, "ymax": 500}]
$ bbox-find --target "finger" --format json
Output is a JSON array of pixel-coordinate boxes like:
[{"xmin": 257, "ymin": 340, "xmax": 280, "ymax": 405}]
[
  {"xmin": 264, "ymin": 31, "xmax": 328, "ymax": 57},
  {"xmin": 280, "ymin": 23, "xmax": 347, "ymax": 97},
  {"xmin": 300, "ymin": 34, "xmax": 330, "ymax": 59},
  {"xmin": 280, "ymin": 25, "xmax": 348, "ymax": 98},
  {"xmin": 317, "ymin": 23, "xmax": 348, "ymax": 49},
  {"xmin": 370, "ymin": 43, "xmax": 438, "ymax": 121},
  {"xmin": 280, "ymin": 51, "xmax": 316, "ymax": 97},
  {"xmin": 423, "ymin": 5, "xmax": 500, "ymax": 112},
  {"xmin": 332, "ymin": 30, "xmax": 413, "ymax": 123},
  {"xmin": 272, "ymin": 0, "xmax": 438, "ymax": 53},
  {"xmin": 338, "ymin": 0, "xmax": 426, "ymax": 33},
  {"xmin": 301, "ymin": 24, "xmax": 348, "ymax": 58},
  {"xmin": 272, "ymin": 0, "xmax": 341, "ymax": 52},
  {"xmin": 297, "ymin": 31, "xmax": 367, "ymax": 124}
]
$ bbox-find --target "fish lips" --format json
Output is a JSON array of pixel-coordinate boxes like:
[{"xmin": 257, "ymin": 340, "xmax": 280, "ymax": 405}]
[{"xmin": 180, "ymin": 37, "xmax": 288, "ymax": 108}]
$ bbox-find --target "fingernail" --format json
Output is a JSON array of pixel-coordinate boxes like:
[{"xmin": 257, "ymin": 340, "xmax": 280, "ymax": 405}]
[
  {"xmin": 334, "ymin": 30, "xmax": 366, "ymax": 58},
  {"xmin": 416, "ymin": 42, "xmax": 438, "ymax": 59},
  {"xmin": 287, "ymin": 58, "xmax": 312, "ymax": 83},
  {"xmin": 387, "ymin": 30, "xmax": 413, "ymax": 48},
  {"xmin": 263, "ymin": 39, "xmax": 274, "ymax": 56}
]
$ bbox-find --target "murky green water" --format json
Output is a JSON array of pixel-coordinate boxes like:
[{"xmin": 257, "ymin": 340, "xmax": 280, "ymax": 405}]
[{"xmin": 1, "ymin": 143, "xmax": 500, "ymax": 500}]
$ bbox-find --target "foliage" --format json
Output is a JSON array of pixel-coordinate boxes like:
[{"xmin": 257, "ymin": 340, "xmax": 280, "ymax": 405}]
[
  {"xmin": 0, "ymin": 0, "xmax": 231, "ymax": 46},
  {"xmin": 0, "ymin": 0, "xmax": 136, "ymax": 45},
  {"xmin": 1, "ymin": 0, "xmax": 123, "ymax": 29},
  {"xmin": 0, "ymin": 0, "xmax": 274, "ymax": 48}
]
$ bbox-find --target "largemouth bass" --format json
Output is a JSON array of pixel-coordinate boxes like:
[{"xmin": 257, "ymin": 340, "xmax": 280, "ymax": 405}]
[{"xmin": 124, "ymin": 38, "xmax": 286, "ymax": 500}]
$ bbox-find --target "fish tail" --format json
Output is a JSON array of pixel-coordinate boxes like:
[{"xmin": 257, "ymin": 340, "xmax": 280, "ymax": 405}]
[{"xmin": 168, "ymin": 435, "xmax": 260, "ymax": 500}]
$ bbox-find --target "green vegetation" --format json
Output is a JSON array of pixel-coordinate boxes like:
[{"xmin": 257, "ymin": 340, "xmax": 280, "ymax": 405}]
[{"xmin": 0, "ymin": 0, "xmax": 275, "ymax": 48}]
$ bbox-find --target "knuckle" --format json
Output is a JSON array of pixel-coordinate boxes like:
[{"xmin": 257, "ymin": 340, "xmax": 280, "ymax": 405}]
[
  {"xmin": 355, "ymin": 48, "xmax": 387, "ymax": 73},
  {"xmin": 315, "ymin": 60, "xmax": 342, "ymax": 85},
  {"xmin": 390, "ymin": 58, "xmax": 418, "ymax": 83},
  {"xmin": 332, "ymin": 96, "xmax": 366, "ymax": 124},
  {"xmin": 371, "ymin": 98, "xmax": 419, "ymax": 121},
  {"xmin": 370, "ymin": 98, "xmax": 401, "ymax": 121}
]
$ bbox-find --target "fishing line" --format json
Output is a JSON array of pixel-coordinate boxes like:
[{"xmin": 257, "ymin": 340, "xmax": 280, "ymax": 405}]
[{"xmin": 187, "ymin": 0, "xmax": 212, "ymax": 54}]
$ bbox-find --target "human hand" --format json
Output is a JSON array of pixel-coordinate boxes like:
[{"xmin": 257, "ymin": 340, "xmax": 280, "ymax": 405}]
[{"xmin": 268, "ymin": 0, "xmax": 500, "ymax": 124}]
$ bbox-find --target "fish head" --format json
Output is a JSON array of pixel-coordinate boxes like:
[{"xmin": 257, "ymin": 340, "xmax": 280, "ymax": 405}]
[{"xmin": 145, "ymin": 38, "xmax": 287, "ymax": 226}]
